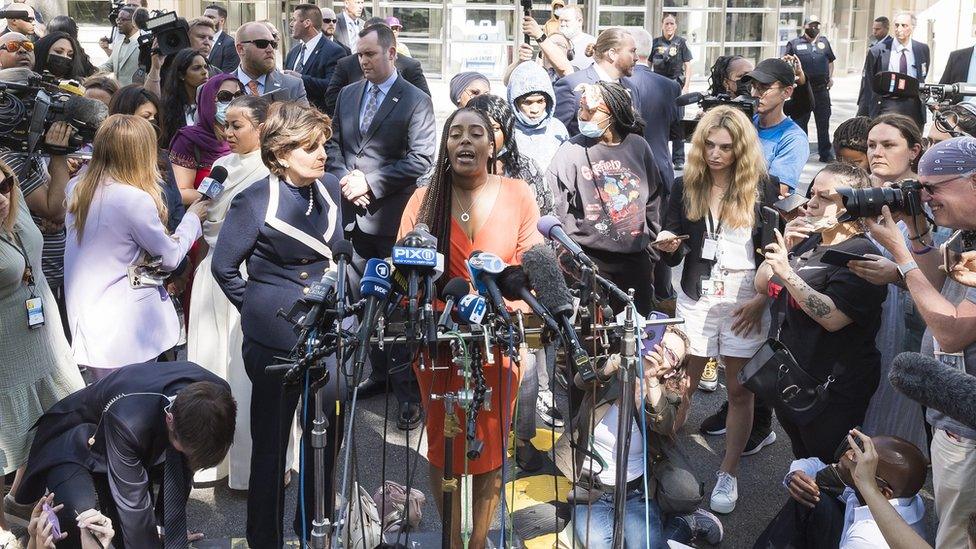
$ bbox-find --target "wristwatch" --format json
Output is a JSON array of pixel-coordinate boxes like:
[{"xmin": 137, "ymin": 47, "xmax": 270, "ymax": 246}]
[
  {"xmin": 897, "ymin": 260, "xmax": 919, "ymax": 280},
  {"xmin": 537, "ymin": 32, "xmax": 547, "ymax": 43}
]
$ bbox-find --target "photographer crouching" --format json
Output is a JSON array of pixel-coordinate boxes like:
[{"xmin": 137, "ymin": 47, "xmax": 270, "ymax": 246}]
[{"xmin": 864, "ymin": 136, "xmax": 976, "ymax": 549}]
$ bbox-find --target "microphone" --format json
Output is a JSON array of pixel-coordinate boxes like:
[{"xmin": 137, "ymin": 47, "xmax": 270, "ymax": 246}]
[
  {"xmin": 332, "ymin": 239, "xmax": 353, "ymax": 317},
  {"xmin": 497, "ymin": 265, "xmax": 559, "ymax": 333},
  {"xmin": 521, "ymin": 244, "xmax": 595, "ymax": 382},
  {"xmin": 392, "ymin": 223, "xmax": 440, "ymax": 339},
  {"xmin": 197, "ymin": 165, "xmax": 229, "ymax": 200},
  {"xmin": 676, "ymin": 91, "xmax": 703, "ymax": 107},
  {"xmin": 438, "ymin": 277, "xmax": 470, "ymax": 328},
  {"xmin": 537, "ymin": 215, "xmax": 596, "ymax": 270},
  {"xmin": 297, "ymin": 269, "xmax": 338, "ymax": 330},
  {"xmin": 889, "ymin": 352, "xmax": 976, "ymax": 431},
  {"xmin": 456, "ymin": 294, "xmax": 488, "ymax": 326},
  {"xmin": 64, "ymin": 94, "xmax": 110, "ymax": 128},
  {"xmin": 353, "ymin": 258, "xmax": 393, "ymax": 370},
  {"xmin": 466, "ymin": 251, "xmax": 511, "ymax": 323}
]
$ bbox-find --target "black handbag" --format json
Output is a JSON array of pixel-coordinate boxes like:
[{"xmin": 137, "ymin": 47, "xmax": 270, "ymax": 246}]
[{"xmin": 737, "ymin": 292, "xmax": 836, "ymax": 426}]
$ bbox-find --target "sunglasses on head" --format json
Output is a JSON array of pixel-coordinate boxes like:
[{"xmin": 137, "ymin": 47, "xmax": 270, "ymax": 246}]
[
  {"xmin": 0, "ymin": 176, "xmax": 14, "ymax": 194},
  {"xmin": 2, "ymin": 40, "xmax": 33, "ymax": 53},
  {"xmin": 241, "ymin": 38, "xmax": 277, "ymax": 49},
  {"xmin": 216, "ymin": 90, "xmax": 245, "ymax": 102}
]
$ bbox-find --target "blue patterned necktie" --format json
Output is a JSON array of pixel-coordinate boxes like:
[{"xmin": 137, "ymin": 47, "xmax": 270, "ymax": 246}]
[
  {"xmin": 163, "ymin": 447, "xmax": 188, "ymax": 549},
  {"xmin": 360, "ymin": 84, "xmax": 380, "ymax": 135}
]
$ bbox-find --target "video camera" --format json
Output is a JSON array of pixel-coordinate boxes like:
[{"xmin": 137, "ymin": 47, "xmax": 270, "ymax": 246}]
[
  {"xmin": 0, "ymin": 74, "xmax": 104, "ymax": 156},
  {"xmin": 136, "ymin": 10, "xmax": 190, "ymax": 57},
  {"xmin": 107, "ymin": 0, "xmax": 126, "ymax": 26},
  {"xmin": 676, "ymin": 92, "xmax": 759, "ymax": 141},
  {"xmin": 836, "ymin": 179, "xmax": 925, "ymax": 220},
  {"xmin": 871, "ymin": 71, "xmax": 976, "ymax": 108}
]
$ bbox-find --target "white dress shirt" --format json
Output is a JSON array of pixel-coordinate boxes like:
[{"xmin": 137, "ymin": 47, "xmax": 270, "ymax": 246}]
[
  {"xmin": 293, "ymin": 32, "xmax": 322, "ymax": 71},
  {"xmin": 593, "ymin": 62, "xmax": 618, "ymax": 83},
  {"xmin": 784, "ymin": 458, "xmax": 927, "ymax": 549},
  {"xmin": 888, "ymin": 40, "xmax": 917, "ymax": 78}
]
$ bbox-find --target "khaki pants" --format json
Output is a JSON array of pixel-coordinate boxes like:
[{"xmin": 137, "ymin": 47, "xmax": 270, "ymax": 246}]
[{"xmin": 931, "ymin": 429, "xmax": 976, "ymax": 549}]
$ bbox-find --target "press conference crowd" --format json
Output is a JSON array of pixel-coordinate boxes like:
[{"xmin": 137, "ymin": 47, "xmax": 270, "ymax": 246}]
[{"xmin": 1, "ymin": 1, "xmax": 976, "ymax": 548}]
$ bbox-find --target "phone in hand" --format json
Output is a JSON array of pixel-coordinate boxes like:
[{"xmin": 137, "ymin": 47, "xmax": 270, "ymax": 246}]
[
  {"xmin": 942, "ymin": 229, "xmax": 976, "ymax": 274},
  {"xmin": 641, "ymin": 311, "xmax": 670, "ymax": 353},
  {"xmin": 43, "ymin": 502, "xmax": 61, "ymax": 539},
  {"xmin": 773, "ymin": 194, "xmax": 809, "ymax": 215},
  {"xmin": 821, "ymin": 249, "xmax": 872, "ymax": 267}
]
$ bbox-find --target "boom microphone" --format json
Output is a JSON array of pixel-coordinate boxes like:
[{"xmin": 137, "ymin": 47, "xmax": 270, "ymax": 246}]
[
  {"xmin": 537, "ymin": 215, "xmax": 596, "ymax": 269},
  {"xmin": 64, "ymin": 95, "xmax": 110, "ymax": 128},
  {"xmin": 890, "ymin": 352, "xmax": 976, "ymax": 431},
  {"xmin": 197, "ymin": 165, "xmax": 228, "ymax": 200},
  {"xmin": 353, "ymin": 258, "xmax": 392, "ymax": 370},
  {"xmin": 466, "ymin": 251, "xmax": 511, "ymax": 323},
  {"xmin": 676, "ymin": 91, "xmax": 703, "ymax": 107},
  {"xmin": 521, "ymin": 244, "xmax": 595, "ymax": 381},
  {"xmin": 497, "ymin": 265, "xmax": 559, "ymax": 333}
]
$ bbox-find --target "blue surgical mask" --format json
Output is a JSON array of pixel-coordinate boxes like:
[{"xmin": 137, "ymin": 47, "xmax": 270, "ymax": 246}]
[
  {"xmin": 215, "ymin": 101, "xmax": 230, "ymax": 124},
  {"xmin": 578, "ymin": 118, "xmax": 607, "ymax": 139}
]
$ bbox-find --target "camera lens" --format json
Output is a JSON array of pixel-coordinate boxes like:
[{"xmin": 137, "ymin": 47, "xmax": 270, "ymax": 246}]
[{"xmin": 837, "ymin": 186, "xmax": 904, "ymax": 218}]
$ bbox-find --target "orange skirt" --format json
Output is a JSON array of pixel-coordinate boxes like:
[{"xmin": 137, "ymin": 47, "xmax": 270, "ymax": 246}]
[{"xmin": 415, "ymin": 346, "xmax": 521, "ymax": 476}]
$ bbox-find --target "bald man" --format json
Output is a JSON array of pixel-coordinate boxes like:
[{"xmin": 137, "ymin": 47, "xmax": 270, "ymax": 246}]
[
  {"xmin": 233, "ymin": 21, "xmax": 308, "ymax": 105},
  {"xmin": 0, "ymin": 32, "xmax": 33, "ymax": 69},
  {"xmin": 754, "ymin": 435, "xmax": 928, "ymax": 548},
  {"xmin": 321, "ymin": 7, "xmax": 350, "ymax": 54}
]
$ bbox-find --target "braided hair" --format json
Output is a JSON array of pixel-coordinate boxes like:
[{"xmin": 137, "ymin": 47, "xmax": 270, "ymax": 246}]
[
  {"xmin": 417, "ymin": 107, "xmax": 496, "ymax": 290},
  {"xmin": 708, "ymin": 55, "xmax": 743, "ymax": 96},
  {"xmin": 832, "ymin": 116, "xmax": 872, "ymax": 155},
  {"xmin": 466, "ymin": 94, "xmax": 555, "ymax": 215},
  {"xmin": 596, "ymin": 81, "xmax": 644, "ymax": 138}
]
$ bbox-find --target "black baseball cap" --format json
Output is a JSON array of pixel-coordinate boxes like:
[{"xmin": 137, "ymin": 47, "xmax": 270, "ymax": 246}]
[{"xmin": 740, "ymin": 58, "xmax": 795, "ymax": 87}]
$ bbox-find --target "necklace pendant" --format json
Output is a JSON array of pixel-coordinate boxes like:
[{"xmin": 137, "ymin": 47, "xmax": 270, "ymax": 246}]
[{"xmin": 460, "ymin": 212, "xmax": 470, "ymax": 223}]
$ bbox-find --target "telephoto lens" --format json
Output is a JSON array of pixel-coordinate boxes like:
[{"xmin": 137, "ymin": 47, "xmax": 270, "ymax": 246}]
[{"xmin": 836, "ymin": 180, "xmax": 925, "ymax": 219}]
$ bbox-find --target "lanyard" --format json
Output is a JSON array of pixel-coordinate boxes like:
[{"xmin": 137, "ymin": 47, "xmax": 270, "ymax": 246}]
[
  {"xmin": 705, "ymin": 210, "xmax": 724, "ymax": 239},
  {"xmin": 0, "ymin": 229, "xmax": 37, "ymax": 295}
]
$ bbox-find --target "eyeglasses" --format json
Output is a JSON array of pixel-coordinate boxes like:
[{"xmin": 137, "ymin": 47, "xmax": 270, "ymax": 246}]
[
  {"xmin": 2, "ymin": 40, "xmax": 33, "ymax": 53},
  {"xmin": 0, "ymin": 176, "xmax": 13, "ymax": 194},
  {"xmin": 240, "ymin": 39, "xmax": 277, "ymax": 50},
  {"xmin": 751, "ymin": 83, "xmax": 783, "ymax": 96},
  {"xmin": 216, "ymin": 90, "xmax": 244, "ymax": 102},
  {"xmin": 323, "ymin": 18, "xmax": 337, "ymax": 23},
  {"xmin": 391, "ymin": 26, "xmax": 402, "ymax": 31}
]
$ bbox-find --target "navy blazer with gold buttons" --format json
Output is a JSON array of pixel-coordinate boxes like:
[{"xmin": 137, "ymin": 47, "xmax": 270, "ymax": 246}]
[{"xmin": 212, "ymin": 174, "xmax": 344, "ymax": 351}]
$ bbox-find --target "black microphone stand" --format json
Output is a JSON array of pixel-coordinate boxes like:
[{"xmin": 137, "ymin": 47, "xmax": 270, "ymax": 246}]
[{"xmin": 611, "ymin": 290, "xmax": 637, "ymax": 549}]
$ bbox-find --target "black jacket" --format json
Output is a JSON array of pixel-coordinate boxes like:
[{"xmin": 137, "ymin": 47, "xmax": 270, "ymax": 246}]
[
  {"xmin": 323, "ymin": 53, "xmax": 431, "ymax": 116},
  {"xmin": 17, "ymin": 361, "xmax": 228, "ymax": 549},
  {"xmin": 553, "ymin": 65, "xmax": 641, "ymax": 136},
  {"xmin": 662, "ymin": 175, "xmax": 781, "ymax": 300},
  {"xmin": 629, "ymin": 64, "xmax": 681, "ymax": 192},
  {"xmin": 212, "ymin": 175, "xmax": 344, "ymax": 350},
  {"xmin": 208, "ymin": 31, "xmax": 240, "ymax": 73},
  {"xmin": 284, "ymin": 33, "xmax": 347, "ymax": 111}
]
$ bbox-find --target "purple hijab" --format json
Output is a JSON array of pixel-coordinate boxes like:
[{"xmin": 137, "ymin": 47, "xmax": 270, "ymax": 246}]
[{"xmin": 168, "ymin": 72, "xmax": 241, "ymax": 167}]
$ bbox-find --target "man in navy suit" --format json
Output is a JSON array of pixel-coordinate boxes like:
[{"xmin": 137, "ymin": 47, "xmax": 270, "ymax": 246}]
[
  {"xmin": 553, "ymin": 28, "xmax": 639, "ymax": 136},
  {"xmin": 321, "ymin": 7, "xmax": 351, "ymax": 55},
  {"xmin": 326, "ymin": 23, "xmax": 435, "ymax": 429},
  {"xmin": 204, "ymin": 4, "xmax": 239, "ymax": 73},
  {"xmin": 857, "ymin": 11, "xmax": 930, "ymax": 130},
  {"xmin": 16, "ymin": 361, "xmax": 235, "ymax": 549},
  {"xmin": 285, "ymin": 3, "xmax": 346, "ymax": 111},
  {"xmin": 323, "ymin": 18, "xmax": 430, "ymax": 116}
]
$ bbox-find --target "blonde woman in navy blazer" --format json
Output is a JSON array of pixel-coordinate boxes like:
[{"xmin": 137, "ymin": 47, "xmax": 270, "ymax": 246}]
[{"xmin": 212, "ymin": 102, "xmax": 345, "ymax": 549}]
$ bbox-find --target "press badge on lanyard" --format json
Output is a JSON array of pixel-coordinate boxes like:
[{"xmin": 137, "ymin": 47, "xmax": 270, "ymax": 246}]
[
  {"xmin": 2, "ymin": 231, "xmax": 44, "ymax": 328},
  {"xmin": 700, "ymin": 212, "xmax": 726, "ymax": 298}
]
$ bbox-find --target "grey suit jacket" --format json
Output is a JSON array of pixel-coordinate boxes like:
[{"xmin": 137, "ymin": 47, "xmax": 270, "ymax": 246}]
[
  {"xmin": 238, "ymin": 68, "xmax": 310, "ymax": 106},
  {"xmin": 209, "ymin": 31, "xmax": 240, "ymax": 73},
  {"xmin": 325, "ymin": 75, "xmax": 435, "ymax": 237},
  {"xmin": 101, "ymin": 36, "xmax": 141, "ymax": 86},
  {"xmin": 334, "ymin": 14, "xmax": 365, "ymax": 52}
]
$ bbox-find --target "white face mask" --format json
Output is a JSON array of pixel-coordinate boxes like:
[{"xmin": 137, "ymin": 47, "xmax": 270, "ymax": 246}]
[{"xmin": 805, "ymin": 214, "xmax": 840, "ymax": 232}]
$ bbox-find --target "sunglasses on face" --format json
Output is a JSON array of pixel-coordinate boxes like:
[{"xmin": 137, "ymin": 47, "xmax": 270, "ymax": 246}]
[
  {"xmin": 216, "ymin": 90, "xmax": 244, "ymax": 102},
  {"xmin": 241, "ymin": 39, "xmax": 277, "ymax": 49},
  {"xmin": 323, "ymin": 18, "xmax": 337, "ymax": 23},
  {"xmin": 2, "ymin": 40, "xmax": 33, "ymax": 53},
  {"xmin": 0, "ymin": 176, "xmax": 14, "ymax": 194}
]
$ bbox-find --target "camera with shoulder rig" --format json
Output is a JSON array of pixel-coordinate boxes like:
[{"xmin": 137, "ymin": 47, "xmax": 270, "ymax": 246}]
[
  {"xmin": 0, "ymin": 73, "xmax": 106, "ymax": 156},
  {"xmin": 676, "ymin": 92, "xmax": 759, "ymax": 141}
]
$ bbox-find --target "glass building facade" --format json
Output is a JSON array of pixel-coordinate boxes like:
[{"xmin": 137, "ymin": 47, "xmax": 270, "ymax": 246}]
[{"xmin": 62, "ymin": 0, "xmax": 935, "ymax": 81}]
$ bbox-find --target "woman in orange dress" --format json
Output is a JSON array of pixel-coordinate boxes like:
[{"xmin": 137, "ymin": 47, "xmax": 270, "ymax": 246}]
[{"xmin": 399, "ymin": 107, "xmax": 543, "ymax": 548}]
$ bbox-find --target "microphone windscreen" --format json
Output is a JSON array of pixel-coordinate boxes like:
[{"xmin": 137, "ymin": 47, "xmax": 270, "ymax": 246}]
[
  {"xmin": 497, "ymin": 265, "xmax": 528, "ymax": 302},
  {"xmin": 521, "ymin": 244, "xmax": 573, "ymax": 316},
  {"xmin": 333, "ymin": 239, "xmax": 354, "ymax": 260},
  {"xmin": 890, "ymin": 352, "xmax": 976, "ymax": 431},
  {"xmin": 457, "ymin": 294, "xmax": 487, "ymax": 325},
  {"xmin": 64, "ymin": 95, "xmax": 109, "ymax": 128},
  {"xmin": 675, "ymin": 92, "xmax": 703, "ymax": 107},
  {"xmin": 536, "ymin": 215, "xmax": 562, "ymax": 239},
  {"xmin": 441, "ymin": 277, "xmax": 470, "ymax": 302},
  {"xmin": 133, "ymin": 8, "xmax": 150, "ymax": 29},
  {"xmin": 360, "ymin": 257, "xmax": 392, "ymax": 298},
  {"xmin": 208, "ymin": 165, "xmax": 229, "ymax": 183}
]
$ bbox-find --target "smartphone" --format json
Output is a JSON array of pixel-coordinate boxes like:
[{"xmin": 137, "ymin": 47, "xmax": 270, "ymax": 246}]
[
  {"xmin": 641, "ymin": 311, "xmax": 670, "ymax": 353},
  {"xmin": 941, "ymin": 229, "xmax": 976, "ymax": 274},
  {"xmin": 773, "ymin": 194, "xmax": 808, "ymax": 215},
  {"xmin": 654, "ymin": 234, "xmax": 689, "ymax": 244},
  {"xmin": 43, "ymin": 502, "xmax": 61, "ymax": 539},
  {"xmin": 821, "ymin": 249, "xmax": 871, "ymax": 267},
  {"xmin": 760, "ymin": 206, "xmax": 779, "ymax": 248}
]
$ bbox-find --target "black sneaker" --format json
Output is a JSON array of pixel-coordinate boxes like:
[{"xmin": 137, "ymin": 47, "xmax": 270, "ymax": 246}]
[
  {"xmin": 700, "ymin": 401, "xmax": 729, "ymax": 436},
  {"xmin": 515, "ymin": 443, "xmax": 546, "ymax": 472},
  {"xmin": 742, "ymin": 428, "xmax": 777, "ymax": 456}
]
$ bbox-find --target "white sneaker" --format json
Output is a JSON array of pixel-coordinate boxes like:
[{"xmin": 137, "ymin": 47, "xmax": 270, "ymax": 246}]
[
  {"xmin": 698, "ymin": 358, "xmax": 719, "ymax": 392},
  {"xmin": 709, "ymin": 471, "xmax": 738, "ymax": 514}
]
